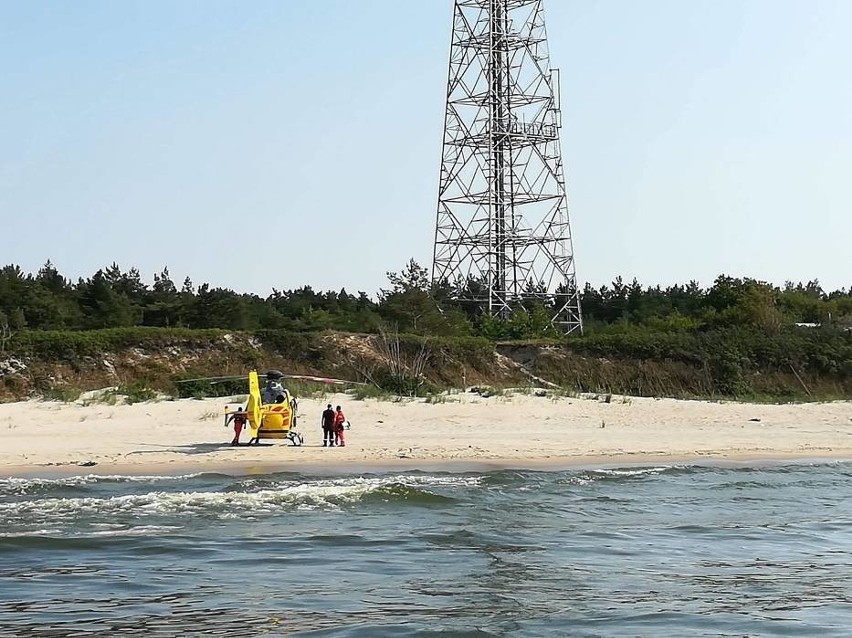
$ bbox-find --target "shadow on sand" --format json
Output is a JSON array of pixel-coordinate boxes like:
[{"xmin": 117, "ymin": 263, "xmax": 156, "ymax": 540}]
[{"xmin": 125, "ymin": 441, "xmax": 275, "ymax": 457}]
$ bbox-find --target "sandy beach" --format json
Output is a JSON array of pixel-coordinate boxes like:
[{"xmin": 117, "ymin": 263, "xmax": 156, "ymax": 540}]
[{"xmin": 1, "ymin": 391, "xmax": 850, "ymax": 477}]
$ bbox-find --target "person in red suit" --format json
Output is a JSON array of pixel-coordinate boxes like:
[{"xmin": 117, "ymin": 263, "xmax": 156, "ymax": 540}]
[
  {"xmin": 226, "ymin": 408, "xmax": 247, "ymax": 446},
  {"xmin": 333, "ymin": 405, "xmax": 346, "ymax": 447}
]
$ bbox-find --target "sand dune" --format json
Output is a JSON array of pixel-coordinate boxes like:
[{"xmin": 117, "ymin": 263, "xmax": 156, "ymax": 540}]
[{"xmin": 1, "ymin": 392, "xmax": 850, "ymax": 476}]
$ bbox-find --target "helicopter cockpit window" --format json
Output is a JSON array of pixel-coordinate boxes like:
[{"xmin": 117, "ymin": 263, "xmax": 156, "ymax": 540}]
[{"xmin": 261, "ymin": 379, "xmax": 285, "ymax": 405}]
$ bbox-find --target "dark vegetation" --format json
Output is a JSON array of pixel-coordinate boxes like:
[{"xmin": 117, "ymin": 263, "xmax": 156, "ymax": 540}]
[{"xmin": 0, "ymin": 260, "xmax": 850, "ymax": 401}]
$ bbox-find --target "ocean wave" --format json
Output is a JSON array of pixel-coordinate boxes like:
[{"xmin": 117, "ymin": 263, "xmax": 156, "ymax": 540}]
[
  {"xmin": 87, "ymin": 524, "xmax": 185, "ymax": 537},
  {"xmin": 0, "ymin": 524, "xmax": 182, "ymax": 541},
  {"xmin": 0, "ymin": 473, "xmax": 206, "ymax": 497},
  {"xmin": 588, "ymin": 466, "xmax": 675, "ymax": 478},
  {"xmin": 0, "ymin": 474, "xmax": 480, "ymax": 528},
  {"xmin": 361, "ymin": 482, "xmax": 457, "ymax": 505},
  {"xmin": 546, "ymin": 465, "xmax": 690, "ymax": 487}
]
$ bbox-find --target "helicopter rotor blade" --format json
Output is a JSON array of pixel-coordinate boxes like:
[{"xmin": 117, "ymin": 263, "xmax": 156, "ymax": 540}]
[
  {"xmin": 278, "ymin": 374, "xmax": 367, "ymax": 386},
  {"xmin": 174, "ymin": 375, "xmax": 247, "ymax": 384},
  {"xmin": 175, "ymin": 373, "xmax": 367, "ymax": 386}
]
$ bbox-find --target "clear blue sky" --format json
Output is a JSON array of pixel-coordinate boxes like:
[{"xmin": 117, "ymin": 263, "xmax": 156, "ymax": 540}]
[{"xmin": 1, "ymin": 0, "xmax": 850, "ymax": 295}]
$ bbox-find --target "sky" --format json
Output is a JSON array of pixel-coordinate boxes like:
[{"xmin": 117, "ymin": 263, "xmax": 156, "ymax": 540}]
[{"xmin": 1, "ymin": 0, "xmax": 850, "ymax": 296}]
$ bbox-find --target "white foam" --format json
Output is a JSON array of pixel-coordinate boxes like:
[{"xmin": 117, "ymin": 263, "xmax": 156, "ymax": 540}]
[
  {"xmin": 87, "ymin": 525, "xmax": 183, "ymax": 537},
  {"xmin": 0, "ymin": 474, "xmax": 481, "ymax": 524},
  {"xmin": 0, "ymin": 529, "xmax": 62, "ymax": 537},
  {"xmin": 0, "ymin": 473, "xmax": 205, "ymax": 496},
  {"xmin": 590, "ymin": 467, "xmax": 672, "ymax": 477}
]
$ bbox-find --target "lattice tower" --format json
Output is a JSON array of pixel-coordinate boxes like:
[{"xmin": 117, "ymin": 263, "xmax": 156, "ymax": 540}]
[{"xmin": 432, "ymin": 0, "xmax": 582, "ymax": 333}]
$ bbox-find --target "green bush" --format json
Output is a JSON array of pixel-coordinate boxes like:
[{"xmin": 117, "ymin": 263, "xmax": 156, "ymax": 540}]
[
  {"xmin": 40, "ymin": 387, "xmax": 82, "ymax": 402},
  {"xmin": 10, "ymin": 327, "xmax": 226, "ymax": 360},
  {"xmin": 118, "ymin": 383, "xmax": 159, "ymax": 404},
  {"xmin": 173, "ymin": 376, "xmax": 247, "ymax": 399}
]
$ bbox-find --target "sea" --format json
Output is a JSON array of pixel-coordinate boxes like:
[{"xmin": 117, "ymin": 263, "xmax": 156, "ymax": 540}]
[{"xmin": 0, "ymin": 462, "xmax": 850, "ymax": 637}]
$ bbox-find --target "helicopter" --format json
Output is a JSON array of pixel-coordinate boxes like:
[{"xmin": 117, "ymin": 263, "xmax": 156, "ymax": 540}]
[{"xmin": 176, "ymin": 369, "xmax": 364, "ymax": 446}]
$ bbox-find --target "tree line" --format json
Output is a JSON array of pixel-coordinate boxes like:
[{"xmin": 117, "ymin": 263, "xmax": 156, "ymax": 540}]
[{"xmin": 0, "ymin": 260, "xmax": 850, "ymax": 339}]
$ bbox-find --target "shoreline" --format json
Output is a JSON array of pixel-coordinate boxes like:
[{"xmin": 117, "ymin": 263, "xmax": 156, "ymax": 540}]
[
  {"xmin": 2, "ymin": 393, "xmax": 850, "ymax": 479},
  {"xmin": 4, "ymin": 452, "xmax": 851, "ymax": 481}
]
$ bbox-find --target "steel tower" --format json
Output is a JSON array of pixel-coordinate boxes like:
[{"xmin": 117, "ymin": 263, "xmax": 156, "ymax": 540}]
[{"xmin": 432, "ymin": 0, "xmax": 582, "ymax": 333}]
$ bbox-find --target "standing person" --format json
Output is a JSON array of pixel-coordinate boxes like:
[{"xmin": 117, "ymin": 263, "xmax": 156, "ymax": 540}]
[
  {"xmin": 321, "ymin": 403, "xmax": 336, "ymax": 447},
  {"xmin": 226, "ymin": 408, "xmax": 247, "ymax": 446},
  {"xmin": 290, "ymin": 395, "xmax": 299, "ymax": 427},
  {"xmin": 333, "ymin": 405, "xmax": 346, "ymax": 447}
]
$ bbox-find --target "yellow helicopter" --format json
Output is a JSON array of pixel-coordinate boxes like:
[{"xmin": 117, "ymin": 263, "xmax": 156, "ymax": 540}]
[
  {"xmin": 177, "ymin": 369, "xmax": 364, "ymax": 447},
  {"xmin": 238, "ymin": 369, "xmax": 300, "ymax": 446}
]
